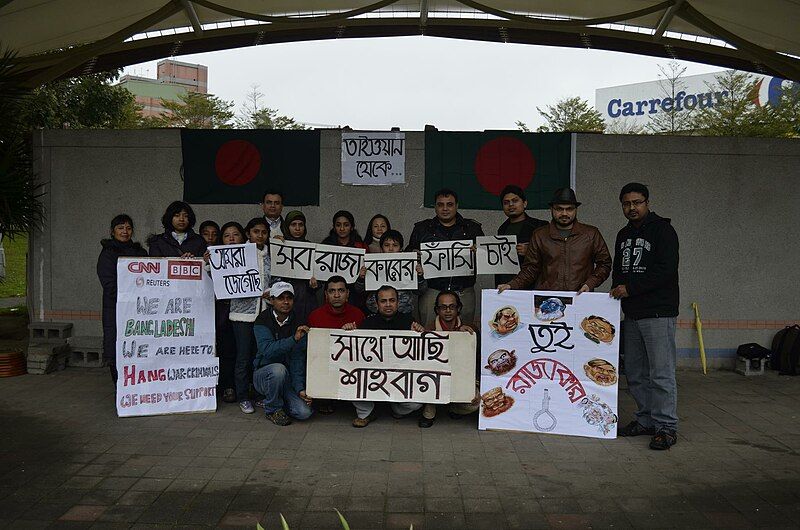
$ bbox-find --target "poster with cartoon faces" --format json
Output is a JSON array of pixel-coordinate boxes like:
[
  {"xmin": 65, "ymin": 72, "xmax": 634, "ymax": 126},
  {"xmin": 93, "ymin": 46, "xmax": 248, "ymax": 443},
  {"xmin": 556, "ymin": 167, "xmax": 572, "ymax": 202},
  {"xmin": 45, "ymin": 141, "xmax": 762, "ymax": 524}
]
[{"xmin": 478, "ymin": 290, "xmax": 620, "ymax": 439}]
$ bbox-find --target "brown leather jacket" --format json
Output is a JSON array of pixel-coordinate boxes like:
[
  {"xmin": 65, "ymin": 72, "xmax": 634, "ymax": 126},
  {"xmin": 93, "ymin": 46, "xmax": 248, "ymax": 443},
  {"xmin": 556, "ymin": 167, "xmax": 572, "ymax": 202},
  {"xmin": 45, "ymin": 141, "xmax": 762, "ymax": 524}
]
[{"xmin": 508, "ymin": 221, "xmax": 612, "ymax": 291}]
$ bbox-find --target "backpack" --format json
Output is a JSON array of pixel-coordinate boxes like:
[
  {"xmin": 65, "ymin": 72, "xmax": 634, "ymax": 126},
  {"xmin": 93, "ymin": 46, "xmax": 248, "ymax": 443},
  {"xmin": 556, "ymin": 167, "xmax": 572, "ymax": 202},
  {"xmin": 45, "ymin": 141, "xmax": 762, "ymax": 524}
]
[
  {"xmin": 736, "ymin": 343, "xmax": 771, "ymax": 361},
  {"xmin": 770, "ymin": 325, "xmax": 800, "ymax": 375}
]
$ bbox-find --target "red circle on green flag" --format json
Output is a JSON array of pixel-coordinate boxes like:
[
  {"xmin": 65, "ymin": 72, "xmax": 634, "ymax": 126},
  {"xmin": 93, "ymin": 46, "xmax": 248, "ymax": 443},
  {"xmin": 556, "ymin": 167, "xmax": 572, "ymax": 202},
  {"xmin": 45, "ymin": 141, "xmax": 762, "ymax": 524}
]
[
  {"xmin": 215, "ymin": 140, "xmax": 261, "ymax": 186},
  {"xmin": 473, "ymin": 136, "xmax": 536, "ymax": 195}
]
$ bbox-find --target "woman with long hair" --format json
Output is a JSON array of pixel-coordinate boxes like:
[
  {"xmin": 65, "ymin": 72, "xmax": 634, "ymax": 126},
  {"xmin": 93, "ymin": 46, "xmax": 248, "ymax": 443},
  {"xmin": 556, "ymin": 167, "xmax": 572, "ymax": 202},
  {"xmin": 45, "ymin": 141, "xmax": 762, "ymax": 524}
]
[
  {"xmin": 321, "ymin": 210, "xmax": 367, "ymax": 308},
  {"xmin": 363, "ymin": 214, "xmax": 390, "ymax": 253},
  {"xmin": 276, "ymin": 210, "xmax": 319, "ymax": 322}
]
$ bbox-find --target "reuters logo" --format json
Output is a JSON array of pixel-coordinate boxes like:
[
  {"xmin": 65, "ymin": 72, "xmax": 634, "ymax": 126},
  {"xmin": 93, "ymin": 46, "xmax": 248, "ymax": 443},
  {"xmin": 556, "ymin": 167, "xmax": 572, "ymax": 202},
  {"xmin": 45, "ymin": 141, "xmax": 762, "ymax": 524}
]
[{"xmin": 135, "ymin": 277, "xmax": 145, "ymax": 288}]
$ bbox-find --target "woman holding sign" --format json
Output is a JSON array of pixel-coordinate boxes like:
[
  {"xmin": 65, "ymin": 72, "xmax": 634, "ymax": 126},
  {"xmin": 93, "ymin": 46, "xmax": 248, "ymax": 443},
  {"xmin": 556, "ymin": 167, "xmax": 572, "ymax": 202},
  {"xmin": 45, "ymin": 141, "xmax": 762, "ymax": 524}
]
[
  {"xmin": 97, "ymin": 214, "xmax": 147, "ymax": 384},
  {"xmin": 147, "ymin": 201, "xmax": 207, "ymax": 258},
  {"xmin": 321, "ymin": 210, "xmax": 368, "ymax": 309},
  {"xmin": 275, "ymin": 211, "xmax": 319, "ymax": 323},
  {"xmin": 229, "ymin": 218, "xmax": 272, "ymax": 414}
]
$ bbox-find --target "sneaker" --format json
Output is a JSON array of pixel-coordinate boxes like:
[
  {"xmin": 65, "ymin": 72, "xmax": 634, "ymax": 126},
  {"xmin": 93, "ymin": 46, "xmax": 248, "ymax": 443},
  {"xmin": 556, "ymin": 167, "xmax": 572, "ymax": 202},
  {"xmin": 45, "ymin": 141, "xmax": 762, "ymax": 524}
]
[
  {"xmin": 649, "ymin": 429, "xmax": 677, "ymax": 450},
  {"xmin": 352, "ymin": 411, "xmax": 378, "ymax": 428},
  {"xmin": 617, "ymin": 420, "xmax": 656, "ymax": 437},
  {"xmin": 254, "ymin": 399, "xmax": 265, "ymax": 409},
  {"xmin": 266, "ymin": 409, "xmax": 292, "ymax": 426},
  {"xmin": 222, "ymin": 388, "xmax": 236, "ymax": 403},
  {"xmin": 239, "ymin": 400, "xmax": 255, "ymax": 414}
]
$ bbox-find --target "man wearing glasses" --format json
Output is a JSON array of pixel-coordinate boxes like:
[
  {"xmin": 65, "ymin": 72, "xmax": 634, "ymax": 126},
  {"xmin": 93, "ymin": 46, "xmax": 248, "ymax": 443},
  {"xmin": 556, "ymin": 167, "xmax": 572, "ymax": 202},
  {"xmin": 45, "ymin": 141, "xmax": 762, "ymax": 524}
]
[
  {"xmin": 610, "ymin": 183, "xmax": 680, "ymax": 451},
  {"xmin": 497, "ymin": 188, "xmax": 611, "ymax": 294}
]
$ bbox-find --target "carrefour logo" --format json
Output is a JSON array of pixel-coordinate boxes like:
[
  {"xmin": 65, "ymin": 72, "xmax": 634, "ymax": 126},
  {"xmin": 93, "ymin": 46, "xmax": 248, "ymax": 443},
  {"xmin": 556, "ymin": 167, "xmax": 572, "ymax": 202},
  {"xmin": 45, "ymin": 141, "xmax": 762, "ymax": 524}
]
[{"xmin": 607, "ymin": 89, "xmax": 729, "ymax": 118}]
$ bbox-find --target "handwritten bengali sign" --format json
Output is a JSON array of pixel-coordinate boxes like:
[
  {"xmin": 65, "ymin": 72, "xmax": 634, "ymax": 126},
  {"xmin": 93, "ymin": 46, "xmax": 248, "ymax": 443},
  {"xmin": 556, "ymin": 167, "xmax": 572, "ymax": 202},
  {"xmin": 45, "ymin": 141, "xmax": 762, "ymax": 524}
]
[
  {"xmin": 478, "ymin": 289, "xmax": 620, "ymax": 439},
  {"xmin": 341, "ymin": 132, "xmax": 405, "ymax": 185},
  {"xmin": 207, "ymin": 243, "xmax": 260, "ymax": 299},
  {"xmin": 363, "ymin": 252, "xmax": 418, "ymax": 291},
  {"xmin": 306, "ymin": 328, "xmax": 476, "ymax": 403},
  {"xmin": 420, "ymin": 240, "xmax": 474, "ymax": 279},
  {"xmin": 312, "ymin": 244, "xmax": 365, "ymax": 284},
  {"xmin": 116, "ymin": 258, "xmax": 217, "ymax": 417},
  {"xmin": 270, "ymin": 239, "xmax": 316, "ymax": 280},
  {"xmin": 476, "ymin": 235, "xmax": 520, "ymax": 275}
]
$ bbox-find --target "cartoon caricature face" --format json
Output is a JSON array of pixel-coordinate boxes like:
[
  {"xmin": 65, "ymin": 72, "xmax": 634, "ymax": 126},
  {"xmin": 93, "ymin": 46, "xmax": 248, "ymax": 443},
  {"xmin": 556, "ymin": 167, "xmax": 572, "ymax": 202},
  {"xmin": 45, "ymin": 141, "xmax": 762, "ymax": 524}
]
[
  {"xmin": 579, "ymin": 395, "xmax": 618, "ymax": 435},
  {"xmin": 490, "ymin": 306, "xmax": 519, "ymax": 335},
  {"xmin": 485, "ymin": 349, "xmax": 517, "ymax": 375}
]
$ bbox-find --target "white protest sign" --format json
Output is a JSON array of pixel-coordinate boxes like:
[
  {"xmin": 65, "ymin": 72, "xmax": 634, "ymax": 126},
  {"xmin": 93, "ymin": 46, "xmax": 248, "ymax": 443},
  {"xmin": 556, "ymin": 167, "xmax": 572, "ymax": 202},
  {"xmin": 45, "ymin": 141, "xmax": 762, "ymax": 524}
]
[
  {"xmin": 206, "ymin": 243, "xmax": 260, "ymax": 299},
  {"xmin": 270, "ymin": 239, "xmax": 316, "ymax": 280},
  {"xmin": 116, "ymin": 258, "xmax": 217, "ymax": 417},
  {"xmin": 341, "ymin": 132, "xmax": 405, "ymax": 185},
  {"xmin": 312, "ymin": 244, "xmax": 365, "ymax": 284},
  {"xmin": 478, "ymin": 289, "xmax": 620, "ymax": 439},
  {"xmin": 363, "ymin": 252, "xmax": 418, "ymax": 291},
  {"xmin": 306, "ymin": 328, "xmax": 476, "ymax": 403},
  {"xmin": 420, "ymin": 240, "xmax": 474, "ymax": 279},
  {"xmin": 476, "ymin": 235, "xmax": 520, "ymax": 275}
]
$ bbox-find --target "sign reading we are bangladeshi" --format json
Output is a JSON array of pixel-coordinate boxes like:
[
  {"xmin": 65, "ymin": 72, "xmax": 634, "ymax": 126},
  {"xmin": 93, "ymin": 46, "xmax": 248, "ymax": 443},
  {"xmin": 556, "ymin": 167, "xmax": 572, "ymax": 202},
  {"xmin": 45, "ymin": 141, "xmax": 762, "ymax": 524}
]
[
  {"xmin": 306, "ymin": 328, "xmax": 476, "ymax": 404},
  {"xmin": 479, "ymin": 290, "xmax": 620, "ymax": 439},
  {"xmin": 116, "ymin": 258, "xmax": 217, "ymax": 417}
]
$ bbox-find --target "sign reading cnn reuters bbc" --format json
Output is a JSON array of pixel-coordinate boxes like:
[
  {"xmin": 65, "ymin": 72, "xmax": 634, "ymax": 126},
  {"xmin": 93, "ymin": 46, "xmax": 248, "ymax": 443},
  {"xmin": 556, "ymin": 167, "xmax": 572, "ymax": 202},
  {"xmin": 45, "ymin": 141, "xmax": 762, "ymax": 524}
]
[{"xmin": 116, "ymin": 258, "xmax": 217, "ymax": 417}]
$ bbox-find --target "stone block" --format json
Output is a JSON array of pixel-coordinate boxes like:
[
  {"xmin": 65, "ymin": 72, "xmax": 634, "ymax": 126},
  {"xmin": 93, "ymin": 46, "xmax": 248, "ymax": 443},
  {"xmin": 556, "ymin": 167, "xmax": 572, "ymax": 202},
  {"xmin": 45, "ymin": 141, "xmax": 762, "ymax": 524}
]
[
  {"xmin": 29, "ymin": 321, "xmax": 73, "ymax": 343},
  {"xmin": 67, "ymin": 336, "xmax": 105, "ymax": 368}
]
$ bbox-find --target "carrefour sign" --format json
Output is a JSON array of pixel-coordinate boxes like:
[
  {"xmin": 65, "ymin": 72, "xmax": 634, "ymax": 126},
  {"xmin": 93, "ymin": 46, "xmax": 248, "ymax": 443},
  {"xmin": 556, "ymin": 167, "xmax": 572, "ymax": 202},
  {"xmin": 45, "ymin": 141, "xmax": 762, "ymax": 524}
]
[{"xmin": 596, "ymin": 71, "xmax": 795, "ymax": 127}]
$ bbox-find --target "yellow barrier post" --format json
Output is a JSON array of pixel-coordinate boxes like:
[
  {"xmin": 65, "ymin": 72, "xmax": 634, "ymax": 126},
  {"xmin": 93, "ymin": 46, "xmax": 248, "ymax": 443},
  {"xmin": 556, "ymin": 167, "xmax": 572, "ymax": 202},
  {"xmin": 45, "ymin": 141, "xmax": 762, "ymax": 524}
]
[{"xmin": 692, "ymin": 302, "xmax": 707, "ymax": 375}]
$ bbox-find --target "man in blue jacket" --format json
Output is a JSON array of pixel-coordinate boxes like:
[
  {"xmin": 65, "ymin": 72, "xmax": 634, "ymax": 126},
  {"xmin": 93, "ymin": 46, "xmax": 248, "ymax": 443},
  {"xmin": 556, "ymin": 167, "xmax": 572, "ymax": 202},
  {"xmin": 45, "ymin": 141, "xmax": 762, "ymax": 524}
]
[
  {"xmin": 611, "ymin": 183, "xmax": 680, "ymax": 450},
  {"xmin": 253, "ymin": 282, "xmax": 312, "ymax": 426}
]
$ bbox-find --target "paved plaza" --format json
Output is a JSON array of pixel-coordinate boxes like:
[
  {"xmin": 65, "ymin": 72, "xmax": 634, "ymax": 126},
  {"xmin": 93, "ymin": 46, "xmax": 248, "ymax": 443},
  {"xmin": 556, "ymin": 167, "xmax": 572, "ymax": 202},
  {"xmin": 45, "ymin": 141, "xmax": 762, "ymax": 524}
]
[{"xmin": 1, "ymin": 367, "xmax": 799, "ymax": 529}]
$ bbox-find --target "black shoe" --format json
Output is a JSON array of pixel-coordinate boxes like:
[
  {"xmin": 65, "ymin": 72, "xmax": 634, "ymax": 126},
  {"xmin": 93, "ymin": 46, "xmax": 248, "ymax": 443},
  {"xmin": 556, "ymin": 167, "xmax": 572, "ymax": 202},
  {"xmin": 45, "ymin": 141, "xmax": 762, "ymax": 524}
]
[
  {"xmin": 266, "ymin": 409, "xmax": 292, "ymax": 426},
  {"xmin": 418, "ymin": 416, "xmax": 435, "ymax": 428},
  {"xmin": 618, "ymin": 420, "xmax": 656, "ymax": 437},
  {"xmin": 649, "ymin": 429, "xmax": 677, "ymax": 450}
]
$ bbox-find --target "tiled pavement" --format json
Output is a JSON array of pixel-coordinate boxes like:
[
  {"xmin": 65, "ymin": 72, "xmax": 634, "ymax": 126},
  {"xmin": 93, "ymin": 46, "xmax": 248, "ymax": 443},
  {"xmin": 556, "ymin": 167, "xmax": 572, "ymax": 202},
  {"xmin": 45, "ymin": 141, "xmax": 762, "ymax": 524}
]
[{"xmin": 0, "ymin": 368, "xmax": 798, "ymax": 529}]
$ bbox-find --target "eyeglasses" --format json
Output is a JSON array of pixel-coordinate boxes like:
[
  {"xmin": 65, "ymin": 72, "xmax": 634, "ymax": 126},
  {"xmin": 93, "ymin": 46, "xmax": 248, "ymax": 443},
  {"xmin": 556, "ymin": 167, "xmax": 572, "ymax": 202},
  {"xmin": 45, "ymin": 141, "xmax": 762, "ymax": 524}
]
[
  {"xmin": 436, "ymin": 304, "xmax": 458, "ymax": 311},
  {"xmin": 622, "ymin": 199, "xmax": 646, "ymax": 208}
]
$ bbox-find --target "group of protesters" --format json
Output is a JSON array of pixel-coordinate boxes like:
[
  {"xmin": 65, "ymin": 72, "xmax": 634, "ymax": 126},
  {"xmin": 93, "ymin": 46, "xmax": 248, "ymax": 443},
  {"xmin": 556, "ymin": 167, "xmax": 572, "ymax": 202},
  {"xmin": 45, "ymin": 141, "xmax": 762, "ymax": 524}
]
[{"xmin": 98, "ymin": 182, "xmax": 680, "ymax": 450}]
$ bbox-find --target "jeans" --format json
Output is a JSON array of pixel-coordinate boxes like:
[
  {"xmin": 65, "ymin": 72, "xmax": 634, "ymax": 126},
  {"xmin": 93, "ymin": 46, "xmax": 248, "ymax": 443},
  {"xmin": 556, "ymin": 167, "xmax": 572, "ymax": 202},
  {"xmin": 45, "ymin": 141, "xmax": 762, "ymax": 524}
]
[
  {"xmin": 623, "ymin": 317, "xmax": 678, "ymax": 431},
  {"xmin": 353, "ymin": 401, "xmax": 422, "ymax": 419},
  {"xmin": 231, "ymin": 321, "xmax": 256, "ymax": 401},
  {"xmin": 418, "ymin": 287, "xmax": 476, "ymax": 328},
  {"xmin": 253, "ymin": 363, "xmax": 312, "ymax": 419}
]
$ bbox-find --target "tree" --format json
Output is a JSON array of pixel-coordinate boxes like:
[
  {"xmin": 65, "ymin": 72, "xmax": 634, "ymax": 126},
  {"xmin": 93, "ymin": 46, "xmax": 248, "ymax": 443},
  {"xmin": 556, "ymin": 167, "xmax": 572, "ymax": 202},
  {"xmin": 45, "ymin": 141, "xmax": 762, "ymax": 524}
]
[
  {"xmin": 688, "ymin": 70, "xmax": 780, "ymax": 136},
  {"xmin": 535, "ymin": 96, "xmax": 605, "ymax": 133},
  {"xmin": 605, "ymin": 118, "xmax": 647, "ymax": 135},
  {"xmin": 20, "ymin": 71, "xmax": 142, "ymax": 130},
  {"xmin": 236, "ymin": 85, "xmax": 307, "ymax": 130},
  {"xmin": 157, "ymin": 91, "xmax": 235, "ymax": 129},
  {"xmin": 647, "ymin": 61, "xmax": 694, "ymax": 134}
]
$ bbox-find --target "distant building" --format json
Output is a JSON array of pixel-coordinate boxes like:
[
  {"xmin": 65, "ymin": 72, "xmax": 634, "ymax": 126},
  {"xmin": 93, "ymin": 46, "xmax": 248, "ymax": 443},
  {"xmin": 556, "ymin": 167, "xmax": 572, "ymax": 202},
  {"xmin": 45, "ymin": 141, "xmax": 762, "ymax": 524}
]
[
  {"xmin": 117, "ymin": 59, "xmax": 208, "ymax": 117},
  {"xmin": 596, "ymin": 71, "xmax": 793, "ymax": 130}
]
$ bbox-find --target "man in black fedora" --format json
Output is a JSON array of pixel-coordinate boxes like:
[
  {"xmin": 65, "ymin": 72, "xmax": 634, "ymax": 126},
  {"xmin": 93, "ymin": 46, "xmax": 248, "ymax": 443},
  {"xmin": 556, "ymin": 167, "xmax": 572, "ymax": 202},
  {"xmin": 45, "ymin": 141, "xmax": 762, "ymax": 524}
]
[{"xmin": 498, "ymin": 188, "xmax": 611, "ymax": 293}]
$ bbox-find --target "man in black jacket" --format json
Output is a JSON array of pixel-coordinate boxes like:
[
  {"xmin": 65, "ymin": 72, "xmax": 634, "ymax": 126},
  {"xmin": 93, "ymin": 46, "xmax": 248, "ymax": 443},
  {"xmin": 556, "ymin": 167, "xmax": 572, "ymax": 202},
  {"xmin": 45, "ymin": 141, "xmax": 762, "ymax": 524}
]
[
  {"xmin": 611, "ymin": 183, "xmax": 680, "ymax": 450},
  {"xmin": 406, "ymin": 188, "xmax": 484, "ymax": 327},
  {"xmin": 496, "ymin": 184, "xmax": 548, "ymax": 285}
]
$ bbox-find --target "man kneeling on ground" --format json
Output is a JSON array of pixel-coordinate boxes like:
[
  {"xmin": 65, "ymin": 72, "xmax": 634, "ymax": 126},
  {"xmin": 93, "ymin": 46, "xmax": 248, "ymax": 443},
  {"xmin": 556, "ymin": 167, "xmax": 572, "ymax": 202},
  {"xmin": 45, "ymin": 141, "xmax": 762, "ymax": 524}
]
[
  {"xmin": 252, "ymin": 282, "xmax": 313, "ymax": 426},
  {"xmin": 356, "ymin": 285, "xmax": 426, "ymax": 426}
]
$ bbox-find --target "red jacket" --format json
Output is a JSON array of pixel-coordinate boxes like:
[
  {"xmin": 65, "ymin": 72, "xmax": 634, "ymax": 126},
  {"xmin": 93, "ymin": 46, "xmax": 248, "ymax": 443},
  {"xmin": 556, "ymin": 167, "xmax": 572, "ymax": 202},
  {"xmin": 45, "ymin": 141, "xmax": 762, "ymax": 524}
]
[{"xmin": 307, "ymin": 303, "xmax": 365, "ymax": 329}]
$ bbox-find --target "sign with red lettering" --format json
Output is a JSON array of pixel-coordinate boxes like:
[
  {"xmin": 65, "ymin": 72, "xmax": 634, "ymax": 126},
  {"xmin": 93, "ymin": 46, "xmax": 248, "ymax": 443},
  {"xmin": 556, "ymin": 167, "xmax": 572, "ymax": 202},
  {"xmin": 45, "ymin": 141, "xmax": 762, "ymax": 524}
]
[{"xmin": 116, "ymin": 258, "xmax": 217, "ymax": 417}]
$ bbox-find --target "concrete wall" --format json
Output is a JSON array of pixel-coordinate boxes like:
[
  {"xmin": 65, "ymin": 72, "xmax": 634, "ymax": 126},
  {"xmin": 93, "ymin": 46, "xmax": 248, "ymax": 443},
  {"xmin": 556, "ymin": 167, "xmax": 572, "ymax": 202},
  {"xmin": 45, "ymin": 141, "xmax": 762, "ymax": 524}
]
[{"xmin": 29, "ymin": 130, "xmax": 800, "ymax": 368}]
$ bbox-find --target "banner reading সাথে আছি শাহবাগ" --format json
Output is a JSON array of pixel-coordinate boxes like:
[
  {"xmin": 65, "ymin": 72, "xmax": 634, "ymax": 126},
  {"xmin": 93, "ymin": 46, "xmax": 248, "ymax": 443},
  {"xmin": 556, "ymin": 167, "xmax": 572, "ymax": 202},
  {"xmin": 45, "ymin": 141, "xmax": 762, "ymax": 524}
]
[
  {"xmin": 479, "ymin": 289, "xmax": 620, "ymax": 439},
  {"xmin": 115, "ymin": 258, "xmax": 217, "ymax": 417}
]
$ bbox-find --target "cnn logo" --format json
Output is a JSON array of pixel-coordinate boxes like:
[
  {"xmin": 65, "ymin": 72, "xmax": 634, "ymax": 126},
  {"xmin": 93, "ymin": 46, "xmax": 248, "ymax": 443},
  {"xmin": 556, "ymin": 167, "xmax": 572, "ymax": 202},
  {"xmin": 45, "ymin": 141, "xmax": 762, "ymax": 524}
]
[{"xmin": 127, "ymin": 261, "xmax": 160, "ymax": 274}]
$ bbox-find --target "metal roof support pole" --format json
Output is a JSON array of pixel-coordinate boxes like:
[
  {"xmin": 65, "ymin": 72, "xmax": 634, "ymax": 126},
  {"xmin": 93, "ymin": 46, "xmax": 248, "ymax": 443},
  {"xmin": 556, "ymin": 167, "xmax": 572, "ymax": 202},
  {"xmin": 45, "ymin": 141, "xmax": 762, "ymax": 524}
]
[
  {"xmin": 419, "ymin": 0, "xmax": 429, "ymax": 33},
  {"xmin": 653, "ymin": 0, "xmax": 685, "ymax": 39},
  {"xmin": 181, "ymin": 0, "xmax": 204, "ymax": 36}
]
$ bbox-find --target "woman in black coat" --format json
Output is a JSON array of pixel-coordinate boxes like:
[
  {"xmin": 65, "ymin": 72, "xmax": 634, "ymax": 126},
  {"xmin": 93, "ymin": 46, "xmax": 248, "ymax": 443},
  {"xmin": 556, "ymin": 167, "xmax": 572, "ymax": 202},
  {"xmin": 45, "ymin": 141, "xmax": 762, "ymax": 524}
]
[
  {"xmin": 147, "ymin": 201, "xmax": 207, "ymax": 257},
  {"xmin": 97, "ymin": 214, "xmax": 148, "ymax": 384}
]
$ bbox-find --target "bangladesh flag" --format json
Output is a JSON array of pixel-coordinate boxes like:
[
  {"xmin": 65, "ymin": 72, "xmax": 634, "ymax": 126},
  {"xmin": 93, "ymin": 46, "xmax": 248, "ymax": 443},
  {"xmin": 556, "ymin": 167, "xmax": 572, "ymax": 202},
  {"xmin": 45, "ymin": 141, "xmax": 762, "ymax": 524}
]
[
  {"xmin": 182, "ymin": 129, "xmax": 320, "ymax": 205},
  {"xmin": 424, "ymin": 131, "xmax": 572, "ymax": 210}
]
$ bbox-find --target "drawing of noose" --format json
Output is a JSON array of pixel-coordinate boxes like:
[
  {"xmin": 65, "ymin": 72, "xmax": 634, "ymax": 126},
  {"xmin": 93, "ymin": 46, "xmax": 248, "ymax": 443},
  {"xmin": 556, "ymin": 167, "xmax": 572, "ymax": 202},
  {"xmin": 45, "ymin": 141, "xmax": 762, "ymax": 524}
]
[{"xmin": 532, "ymin": 388, "xmax": 557, "ymax": 432}]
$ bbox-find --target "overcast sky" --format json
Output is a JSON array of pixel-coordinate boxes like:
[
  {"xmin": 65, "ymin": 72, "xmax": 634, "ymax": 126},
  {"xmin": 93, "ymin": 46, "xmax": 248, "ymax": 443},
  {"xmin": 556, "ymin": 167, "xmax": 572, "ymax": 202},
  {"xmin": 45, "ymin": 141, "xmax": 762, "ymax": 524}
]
[{"xmin": 123, "ymin": 36, "xmax": 725, "ymax": 130}]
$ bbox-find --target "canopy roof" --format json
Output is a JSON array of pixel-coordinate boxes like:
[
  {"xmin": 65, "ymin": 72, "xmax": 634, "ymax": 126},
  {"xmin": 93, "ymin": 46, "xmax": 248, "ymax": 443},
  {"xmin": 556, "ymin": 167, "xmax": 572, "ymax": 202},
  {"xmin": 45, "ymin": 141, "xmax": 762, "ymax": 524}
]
[{"xmin": 2, "ymin": 0, "xmax": 799, "ymax": 86}]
